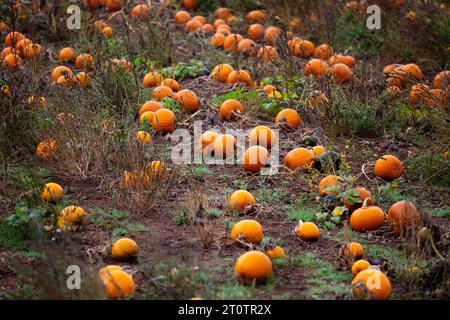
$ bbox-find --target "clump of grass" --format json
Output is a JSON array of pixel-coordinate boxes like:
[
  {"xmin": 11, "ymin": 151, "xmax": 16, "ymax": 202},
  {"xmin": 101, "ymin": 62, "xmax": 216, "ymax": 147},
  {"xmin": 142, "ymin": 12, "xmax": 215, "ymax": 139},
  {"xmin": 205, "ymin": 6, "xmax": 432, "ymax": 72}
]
[{"xmin": 285, "ymin": 194, "xmax": 319, "ymax": 222}]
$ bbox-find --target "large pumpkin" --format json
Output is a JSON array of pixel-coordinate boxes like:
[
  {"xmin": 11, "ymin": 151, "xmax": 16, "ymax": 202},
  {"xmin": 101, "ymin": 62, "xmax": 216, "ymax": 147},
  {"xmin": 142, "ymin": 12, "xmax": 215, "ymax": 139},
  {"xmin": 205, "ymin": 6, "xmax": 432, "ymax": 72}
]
[
  {"xmin": 234, "ymin": 250, "xmax": 272, "ymax": 284},
  {"xmin": 352, "ymin": 269, "xmax": 391, "ymax": 300},
  {"xmin": 152, "ymin": 108, "xmax": 176, "ymax": 133},
  {"xmin": 374, "ymin": 155, "xmax": 403, "ymax": 181},
  {"xmin": 275, "ymin": 108, "xmax": 302, "ymax": 129},
  {"xmin": 248, "ymin": 126, "xmax": 277, "ymax": 149},
  {"xmin": 387, "ymin": 200, "xmax": 420, "ymax": 235},
  {"xmin": 230, "ymin": 219, "xmax": 263, "ymax": 243},
  {"xmin": 228, "ymin": 190, "xmax": 255, "ymax": 212},
  {"xmin": 350, "ymin": 201, "xmax": 385, "ymax": 231},
  {"xmin": 284, "ymin": 148, "xmax": 315, "ymax": 170},
  {"xmin": 242, "ymin": 146, "xmax": 270, "ymax": 173}
]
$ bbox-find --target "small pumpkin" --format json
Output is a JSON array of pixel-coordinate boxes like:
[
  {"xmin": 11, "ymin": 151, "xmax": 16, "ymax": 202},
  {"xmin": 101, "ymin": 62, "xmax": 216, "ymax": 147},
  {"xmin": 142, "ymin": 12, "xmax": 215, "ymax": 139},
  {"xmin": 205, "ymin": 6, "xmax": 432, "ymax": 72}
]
[
  {"xmin": 314, "ymin": 43, "xmax": 334, "ymax": 60},
  {"xmin": 213, "ymin": 134, "xmax": 236, "ymax": 159},
  {"xmin": 3, "ymin": 53, "xmax": 22, "ymax": 68},
  {"xmin": 374, "ymin": 155, "xmax": 403, "ymax": 181},
  {"xmin": 160, "ymin": 78, "xmax": 180, "ymax": 92},
  {"xmin": 139, "ymin": 111, "xmax": 156, "ymax": 126},
  {"xmin": 305, "ymin": 58, "xmax": 328, "ymax": 77},
  {"xmin": 75, "ymin": 53, "xmax": 95, "ymax": 70},
  {"xmin": 137, "ymin": 130, "xmax": 151, "ymax": 144},
  {"xmin": 246, "ymin": 10, "xmax": 266, "ymax": 23},
  {"xmin": 234, "ymin": 250, "xmax": 272, "ymax": 285},
  {"xmin": 275, "ymin": 108, "xmax": 302, "ymax": 130},
  {"xmin": 173, "ymin": 89, "xmax": 199, "ymax": 112},
  {"xmin": 242, "ymin": 146, "xmax": 270, "ymax": 173},
  {"xmin": 185, "ymin": 19, "xmax": 202, "ymax": 32},
  {"xmin": 139, "ymin": 101, "xmax": 163, "ymax": 118},
  {"xmin": 41, "ymin": 182, "xmax": 64, "ymax": 203},
  {"xmin": 432, "ymin": 70, "xmax": 449, "ymax": 90},
  {"xmin": 229, "ymin": 190, "xmax": 255, "ymax": 212},
  {"xmin": 257, "ymin": 46, "xmax": 278, "ymax": 62},
  {"xmin": 266, "ymin": 245, "xmax": 286, "ymax": 259},
  {"xmin": 111, "ymin": 238, "xmax": 139, "ymax": 260},
  {"xmin": 4, "ymin": 31, "xmax": 25, "ymax": 47},
  {"xmin": 350, "ymin": 199, "xmax": 385, "ymax": 231},
  {"xmin": 219, "ymin": 99, "xmax": 244, "ymax": 119},
  {"xmin": 223, "ymin": 34, "xmax": 244, "ymax": 52},
  {"xmin": 247, "ymin": 23, "xmax": 264, "ymax": 40},
  {"xmin": 312, "ymin": 145, "xmax": 326, "ymax": 156},
  {"xmin": 284, "ymin": 147, "xmax": 315, "ymax": 170},
  {"xmin": 151, "ymin": 85, "xmax": 173, "ymax": 99},
  {"xmin": 387, "ymin": 200, "xmax": 420, "ymax": 235},
  {"xmin": 102, "ymin": 270, "xmax": 136, "ymax": 300},
  {"xmin": 248, "ymin": 126, "xmax": 277, "ymax": 149},
  {"xmin": 344, "ymin": 242, "xmax": 364, "ymax": 258},
  {"xmin": 143, "ymin": 72, "xmax": 163, "ymax": 88},
  {"xmin": 230, "ymin": 219, "xmax": 263, "ymax": 243},
  {"xmin": 351, "ymin": 269, "xmax": 391, "ymax": 300},
  {"xmin": 57, "ymin": 206, "xmax": 87, "ymax": 231},
  {"xmin": 131, "ymin": 4, "xmax": 149, "ymax": 19},
  {"xmin": 174, "ymin": 10, "xmax": 191, "ymax": 25},
  {"xmin": 210, "ymin": 33, "xmax": 226, "ymax": 47},
  {"xmin": 263, "ymin": 26, "xmax": 280, "ymax": 44},
  {"xmin": 329, "ymin": 63, "xmax": 353, "ymax": 84},
  {"xmin": 295, "ymin": 221, "xmax": 320, "ymax": 241},
  {"xmin": 237, "ymin": 39, "xmax": 257, "ymax": 55},
  {"xmin": 351, "ymin": 260, "xmax": 371, "ymax": 275},
  {"xmin": 182, "ymin": 0, "xmax": 198, "ymax": 10},
  {"xmin": 152, "ymin": 108, "xmax": 176, "ymax": 133},
  {"xmin": 36, "ymin": 139, "xmax": 58, "ymax": 159},
  {"xmin": 214, "ymin": 7, "xmax": 232, "ymax": 19},
  {"xmin": 226, "ymin": 69, "xmax": 252, "ymax": 86},
  {"xmin": 51, "ymin": 66, "xmax": 73, "ymax": 82},
  {"xmin": 198, "ymin": 130, "xmax": 219, "ymax": 154},
  {"xmin": 328, "ymin": 54, "xmax": 356, "ymax": 68},
  {"xmin": 211, "ymin": 64, "xmax": 234, "ymax": 83},
  {"xmin": 318, "ymin": 175, "xmax": 341, "ymax": 196},
  {"xmin": 59, "ymin": 47, "xmax": 76, "ymax": 62}
]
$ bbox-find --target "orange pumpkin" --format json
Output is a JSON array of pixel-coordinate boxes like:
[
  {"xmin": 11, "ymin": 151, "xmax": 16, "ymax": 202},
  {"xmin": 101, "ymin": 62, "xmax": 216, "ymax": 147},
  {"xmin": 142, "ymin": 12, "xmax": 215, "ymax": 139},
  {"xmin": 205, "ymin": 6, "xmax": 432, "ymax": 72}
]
[
  {"xmin": 131, "ymin": 4, "xmax": 149, "ymax": 19},
  {"xmin": 102, "ymin": 270, "xmax": 136, "ymax": 299},
  {"xmin": 36, "ymin": 139, "xmax": 58, "ymax": 159},
  {"xmin": 137, "ymin": 130, "xmax": 151, "ymax": 144},
  {"xmin": 242, "ymin": 146, "xmax": 270, "ymax": 173},
  {"xmin": 257, "ymin": 46, "xmax": 278, "ymax": 62},
  {"xmin": 266, "ymin": 246, "xmax": 286, "ymax": 259},
  {"xmin": 284, "ymin": 148, "xmax": 315, "ymax": 170},
  {"xmin": 219, "ymin": 99, "xmax": 244, "ymax": 119},
  {"xmin": 314, "ymin": 44, "xmax": 334, "ymax": 60},
  {"xmin": 198, "ymin": 130, "xmax": 219, "ymax": 154},
  {"xmin": 228, "ymin": 190, "xmax": 255, "ymax": 212},
  {"xmin": 387, "ymin": 200, "xmax": 420, "ymax": 235},
  {"xmin": 295, "ymin": 221, "xmax": 320, "ymax": 241},
  {"xmin": 425, "ymin": 89, "xmax": 447, "ymax": 107},
  {"xmin": 312, "ymin": 145, "xmax": 326, "ymax": 156},
  {"xmin": 351, "ymin": 260, "xmax": 371, "ymax": 275},
  {"xmin": 432, "ymin": 70, "xmax": 449, "ymax": 90},
  {"xmin": 111, "ymin": 238, "xmax": 139, "ymax": 260},
  {"xmin": 214, "ymin": 7, "xmax": 232, "ymax": 19},
  {"xmin": 185, "ymin": 19, "xmax": 202, "ymax": 32},
  {"xmin": 4, "ymin": 31, "xmax": 25, "ymax": 47},
  {"xmin": 305, "ymin": 59, "xmax": 328, "ymax": 77},
  {"xmin": 139, "ymin": 111, "xmax": 156, "ymax": 126},
  {"xmin": 0, "ymin": 47, "xmax": 16, "ymax": 60},
  {"xmin": 173, "ymin": 89, "xmax": 199, "ymax": 112},
  {"xmin": 234, "ymin": 250, "xmax": 272, "ymax": 284},
  {"xmin": 2, "ymin": 53, "xmax": 22, "ymax": 68},
  {"xmin": 247, "ymin": 24, "xmax": 264, "ymax": 41},
  {"xmin": 248, "ymin": 126, "xmax": 277, "ymax": 149},
  {"xmin": 374, "ymin": 155, "xmax": 403, "ymax": 181},
  {"xmin": 409, "ymin": 84, "xmax": 430, "ymax": 104},
  {"xmin": 210, "ymin": 33, "xmax": 226, "ymax": 47},
  {"xmin": 74, "ymin": 72, "xmax": 90, "ymax": 87},
  {"xmin": 139, "ymin": 101, "xmax": 163, "ymax": 118},
  {"xmin": 237, "ymin": 39, "xmax": 257, "ymax": 55},
  {"xmin": 275, "ymin": 108, "xmax": 302, "ymax": 129},
  {"xmin": 59, "ymin": 47, "xmax": 76, "ymax": 62},
  {"xmin": 152, "ymin": 108, "xmax": 176, "ymax": 133},
  {"xmin": 75, "ymin": 53, "xmax": 95, "ymax": 70},
  {"xmin": 143, "ymin": 72, "xmax": 163, "ymax": 88},
  {"xmin": 57, "ymin": 206, "xmax": 87, "ymax": 231},
  {"xmin": 213, "ymin": 134, "xmax": 236, "ymax": 159},
  {"xmin": 151, "ymin": 85, "xmax": 173, "ymax": 99},
  {"xmin": 350, "ymin": 200, "xmax": 385, "ymax": 231},
  {"xmin": 344, "ymin": 242, "xmax": 364, "ymax": 258},
  {"xmin": 175, "ymin": 11, "xmax": 191, "ymax": 25},
  {"xmin": 15, "ymin": 38, "xmax": 32, "ymax": 55},
  {"xmin": 264, "ymin": 26, "xmax": 281, "ymax": 44},
  {"xmin": 41, "ymin": 182, "xmax": 64, "ymax": 203},
  {"xmin": 318, "ymin": 175, "xmax": 341, "ymax": 196},
  {"xmin": 231, "ymin": 219, "xmax": 263, "ymax": 243},
  {"xmin": 105, "ymin": 0, "xmax": 122, "ymax": 12},
  {"xmin": 182, "ymin": 0, "xmax": 198, "ymax": 10},
  {"xmin": 343, "ymin": 187, "xmax": 373, "ymax": 212},
  {"xmin": 329, "ymin": 63, "xmax": 353, "ymax": 84},
  {"xmin": 352, "ymin": 269, "xmax": 391, "ymax": 300},
  {"xmin": 223, "ymin": 34, "xmax": 243, "ymax": 52},
  {"xmin": 211, "ymin": 64, "xmax": 234, "ymax": 83},
  {"xmin": 328, "ymin": 54, "xmax": 356, "ymax": 68},
  {"xmin": 246, "ymin": 10, "xmax": 266, "ymax": 23}
]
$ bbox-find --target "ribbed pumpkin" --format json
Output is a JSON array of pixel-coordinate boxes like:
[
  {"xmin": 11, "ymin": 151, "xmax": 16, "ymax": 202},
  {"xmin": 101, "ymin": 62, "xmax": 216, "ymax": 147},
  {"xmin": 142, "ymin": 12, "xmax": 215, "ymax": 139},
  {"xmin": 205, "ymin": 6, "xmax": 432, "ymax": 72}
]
[
  {"xmin": 185, "ymin": 19, "xmax": 202, "ymax": 32},
  {"xmin": 432, "ymin": 70, "xmax": 449, "ymax": 90},
  {"xmin": 350, "ymin": 200, "xmax": 385, "ymax": 231},
  {"xmin": 137, "ymin": 130, "xmax": 151, "ymax": 144},
  {"xmin": 151, "ymin": 85, "xmax": 173, "ymax": 99},
  {"xmin": 152, "ymin": 108, "xmax": 176, "ymax": 133},
  {"xmin": 318, "ymin": 175, "xmax": 341, "ymax": 196},
  {"xmin": 351, "ymin": 260, "xmax": 371, "ymax": 275},
  {"xmin": 247, "ymin": 24, "xmax": 264, "ymax": 40},
  {"xmin": 111, "ymin": 238, "xmax": 139, "ymax": 260},
  {"xmin": 344, "ymin": 242, "xmax": 364, "ymax": 258},
  {"xmin": 102, "ymin": 270, "xmax": 136, "ymax": 300},
  {"xmin": 237, "ymin": 39, "xmax": 256, "ymax": 55},
  {"xmin": 211, "ymin": 64, "xmax": 234, "ymax": 82},
  {"xmin": 257, "ymin": 46, "xmax": 278, "ymax": 62},
  {"xmin": 75, "ymin": 53, "xmax": 95, "ymax": 70},
  {"xmin": 219, "ymin": 99, "xmax": 244, "ymax": 119},
  {"xmin": 41, "ymin": 182, "xmax": 64, "ymax": 203},
  {"xmin": 312, "ymin": 145, "xmax": 326, "ymax": 156},
  {"xmin": 295, "ymin": 221, "xmax": 320, "ymax": 241},
  {"xmin": 352, "ymin": 269, "xmax": 391, "ymax": 300},
  {"xmin": 139, "ymin": 101, "xmax": 163, "ymax": 118},
  {"xmin": 246, "ymin": 10, "xmax": 266, "ymax": 23},
  {"xmin": 374, "ymin": 155, "xmax": 403, "ymax": 181},
  {"xmin": 304, "ymin": 58, "xmax": 328, "ymax": 77},
  {"xmin": 175, "ymin": 10, "xmax": 191, "ymax": 25},
  {"xmin": 57, "ymin": 206, "xmax": 87, "ymax": 231},
  {"xmin": 275, "ymin": 108, "xmax": 302, "ymax": 129},
  {"xmin": 3, "ymin": 53, "xmax": 22, "ymax": 68},
  {"xmin": 343, "ymin": 187, "xmax": 373, "ymax": 212},
  {"xmin": 228, "ymin": 190, "xmax": 255, "ymax": 212},
  {"xmin": 213, "ymin": 134, "xmax": 236, "ymax": 159},
  {"xmin": 59, "ymin": 47, "xmax": 75, "ymax": 62},
  {"xmin": 160, "ymin": 78, "xmax": 180, "ymax": 92},
  {"xmin": 387, "ymin": 200, "xmax": 420, "ymax": 235},
  {"xmin": 226, "ymin": 69, "xmax": 252, "ymax": 86},
  {"xmin": 314, "ymin": 43, "xmax": 334, "ymax": 60},
  {"xmin": 4, "ymin": 31, "xmax": 25, "ymax": 47},
  {"xmin": 51, "ymin": 66, "xmax": 73, "ymax": 82},
  {"xmin": 328, "ymin": 54, "xmax": 356, "ymax": 68},
  {"xmin": 174, "ymin": 89, "xmax": 199, "ymax": 112},
  {"xmin": 284, "ymin": 148, "xmax": 315, "ymax": 170},
  {"xmin": 248, "ymin": 126, "xmax": 277, "ymax": 149},
  {"xmin": 264, "ymin": 26, "xmax": 280, "ymax": 44},
  {"xmin": 231, "ymin": 219, "xmax": 263, "ymax": 243},
  {"xmin": 234, "ymin": 250, "xmax": 272, "ymax": 285},
  {"xmin": 211, "ymin": 33, "xmax": 226, "ymax": 47},
  {"xmin": 143, "ymin": 72, "xmax": 163, "ymax": 88},
  {"xmin": 242, "ymin": 146, "xmax": 270, "ymax": 173},
  {"xmin": 131, "ymin": 4, "xmax": 149, "ymax": 19},
  {"xmin": 223, "ymin": 34, "xmax": 243, "ymax": 52}
]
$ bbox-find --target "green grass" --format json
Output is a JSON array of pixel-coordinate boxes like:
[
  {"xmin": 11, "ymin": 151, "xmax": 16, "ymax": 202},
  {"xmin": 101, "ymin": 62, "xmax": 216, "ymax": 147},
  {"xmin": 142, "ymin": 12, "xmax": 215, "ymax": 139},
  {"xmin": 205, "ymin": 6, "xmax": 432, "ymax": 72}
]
[
  {"xmin": 0, "ymin": 221, "xmax": 29, "ymax": 251},
  {"xmin": 257, "ymin": 188, "xmax": 288, "ymax": 204},
  {"xmin": 219, "ymin": 283, "xmax": 253, "ymax": 300},
  {"xmin": 285, "ymin": 195, "xmax": 319, "ymax": 222},
  {"xmin": 90, "ymin": 208, "xmax": 149, "ymax": 236},
  {"xmin": 430, "ymin": 207, "xmax": 450, "ymax": 218},
  {"xmin": 192, "ymin": 165, "xmax": 213, "ymax": 176}
]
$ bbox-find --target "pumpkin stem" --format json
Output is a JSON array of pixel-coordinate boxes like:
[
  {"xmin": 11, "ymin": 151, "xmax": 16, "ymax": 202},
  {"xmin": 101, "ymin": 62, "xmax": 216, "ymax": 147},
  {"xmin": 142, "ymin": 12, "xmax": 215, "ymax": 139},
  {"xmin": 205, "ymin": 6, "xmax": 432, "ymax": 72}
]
[{"xmin": 362, "ymin": 198, "xmax": 370, "ymax": 208}]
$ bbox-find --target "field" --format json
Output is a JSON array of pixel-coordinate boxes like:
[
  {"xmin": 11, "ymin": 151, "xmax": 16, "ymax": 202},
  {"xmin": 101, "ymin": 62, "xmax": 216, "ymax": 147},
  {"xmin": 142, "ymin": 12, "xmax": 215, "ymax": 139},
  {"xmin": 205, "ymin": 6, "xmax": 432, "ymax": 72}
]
[{"xmin": 0, "ymin": 0, "xmax": 449, "ymax": 300}]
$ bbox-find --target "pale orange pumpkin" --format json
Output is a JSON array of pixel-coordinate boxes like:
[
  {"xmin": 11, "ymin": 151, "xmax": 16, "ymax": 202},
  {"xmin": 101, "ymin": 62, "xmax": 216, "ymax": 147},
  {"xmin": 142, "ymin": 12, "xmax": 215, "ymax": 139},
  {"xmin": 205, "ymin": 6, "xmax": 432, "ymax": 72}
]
[
  {"xmin": 387, "ymin": 200, "xmax": 420, "ymax": 235},
  {"xmin": 242, "ymin": 146, "xmax": 270, "ymax": 173},
  {"xmin": 230, "ymin": 219, "xmax": 263, "ymax": 243},
  {"xmin": 284, "ymin": 148, "xmax": 315, "ymax": 170}
]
